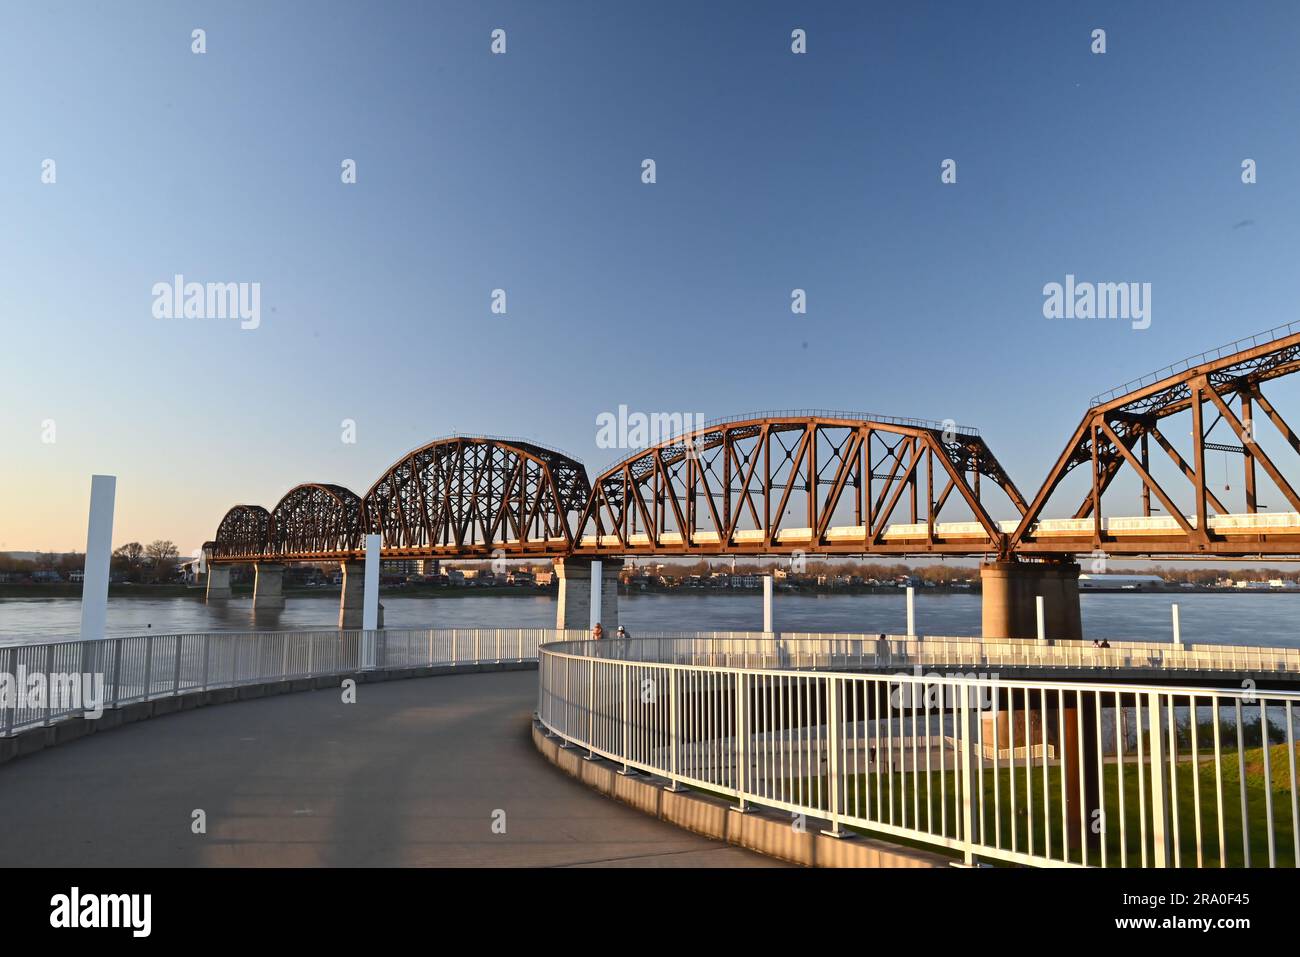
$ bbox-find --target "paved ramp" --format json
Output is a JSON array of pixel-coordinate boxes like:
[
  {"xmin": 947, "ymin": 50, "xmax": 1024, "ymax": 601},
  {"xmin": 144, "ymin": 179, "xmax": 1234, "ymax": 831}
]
[{"xmin": 0, "ymin": 670, "xmax": 781, "ymax": 867}]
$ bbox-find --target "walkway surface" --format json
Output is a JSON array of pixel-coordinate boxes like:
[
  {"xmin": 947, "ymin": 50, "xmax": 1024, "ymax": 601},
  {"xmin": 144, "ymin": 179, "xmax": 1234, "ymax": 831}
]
[{"xmin": 0, "ymin": 669, "xmax": 782, "ymax": 867}]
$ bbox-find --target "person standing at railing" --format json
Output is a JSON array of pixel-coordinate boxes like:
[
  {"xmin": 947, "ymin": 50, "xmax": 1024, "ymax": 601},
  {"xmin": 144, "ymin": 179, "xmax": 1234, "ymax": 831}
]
[
  {"xmin": 616, "ymin": 625, "xmax": 629, "ymax": 639},
  {"xmin": 592, "ymin": 622, "xmax": 605, "ymax": 640}
]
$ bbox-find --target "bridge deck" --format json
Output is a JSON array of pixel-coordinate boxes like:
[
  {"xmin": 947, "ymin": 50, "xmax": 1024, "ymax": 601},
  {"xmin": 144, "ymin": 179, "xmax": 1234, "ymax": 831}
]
[
  {"xmin": 211, "ymin": 511, "xmax": 1300, "ymax": 562},
  {"xmin": 0, "ymin": 670, "xmax": 781, "ymax": 867}
]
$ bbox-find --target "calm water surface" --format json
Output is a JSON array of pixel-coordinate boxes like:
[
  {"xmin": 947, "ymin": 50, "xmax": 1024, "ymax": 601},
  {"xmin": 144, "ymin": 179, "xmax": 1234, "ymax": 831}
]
[{"xmin": 2, "ymin": 590, "xmax": 1299, "ymax": 647}]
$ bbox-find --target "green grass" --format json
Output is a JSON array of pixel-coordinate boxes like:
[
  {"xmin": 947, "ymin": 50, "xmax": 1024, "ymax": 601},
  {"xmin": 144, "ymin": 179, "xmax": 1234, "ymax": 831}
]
[{"xmin": 776, "ymin": 742, "xmax": 1299, "ymax": 867}]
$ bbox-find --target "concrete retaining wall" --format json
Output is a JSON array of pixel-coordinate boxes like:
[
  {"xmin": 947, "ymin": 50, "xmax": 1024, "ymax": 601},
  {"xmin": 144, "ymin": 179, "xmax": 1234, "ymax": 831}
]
[{"xmin": 531, "ymin": 720, "xmax": 951, "ymax": 868}]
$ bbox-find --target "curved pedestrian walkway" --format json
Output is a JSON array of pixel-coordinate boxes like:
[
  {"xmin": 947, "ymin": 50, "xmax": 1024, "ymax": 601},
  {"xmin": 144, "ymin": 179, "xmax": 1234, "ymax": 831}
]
[{"xmin": 0, "ymin": 669, "xmax": 781, "ymax": 867}]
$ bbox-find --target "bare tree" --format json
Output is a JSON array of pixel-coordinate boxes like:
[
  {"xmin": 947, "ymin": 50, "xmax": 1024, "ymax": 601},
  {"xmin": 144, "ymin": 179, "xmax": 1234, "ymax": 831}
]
[{"xmin": 144, "ymin": 540, "xmax": 179, "ymax": 583}]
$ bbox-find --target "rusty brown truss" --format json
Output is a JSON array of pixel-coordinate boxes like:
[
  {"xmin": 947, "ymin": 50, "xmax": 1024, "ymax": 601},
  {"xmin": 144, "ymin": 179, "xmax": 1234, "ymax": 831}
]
[
  {"xmin": 574, "ymin": 415, "xmax": 1026, "ymax": 557},
  {"xmin": 208, "ymin": 325, "xmax": 1300, "ymax": 563},
  {"xmin": 209, "ymin": 436, "xmax": 591, "ymax": 562},
  {"xmin": 1013, "ymin": 323, "xmax": 1300, "ymax": 556}
]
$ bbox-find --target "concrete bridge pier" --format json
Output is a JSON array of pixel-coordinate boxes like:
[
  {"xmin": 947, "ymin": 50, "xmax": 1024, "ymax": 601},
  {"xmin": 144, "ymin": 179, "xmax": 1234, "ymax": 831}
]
[
  {"xmin": 555, "ymin": 558, "xmax": 619, "ymax": 632},
  {"xmin": 253, "ymin": 562, "xmax": 285, "ymax": 610},
  {"xmin": 980, "ymin": 560, "xmax": 1081, "ymax": 641},
  {"xmin": 338, "ymin": 561, "xmax": 384, "ymax": 630},
  {"xmin": 205, "ymin": 563, "xmax": 232, "ymax": 601}
]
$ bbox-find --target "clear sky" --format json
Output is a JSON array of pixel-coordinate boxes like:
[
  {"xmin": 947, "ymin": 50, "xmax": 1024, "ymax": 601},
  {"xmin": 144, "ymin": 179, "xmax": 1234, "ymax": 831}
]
[{"xmin": 3, "ymin": 1, "xmax": 1299, "ymax": 555}]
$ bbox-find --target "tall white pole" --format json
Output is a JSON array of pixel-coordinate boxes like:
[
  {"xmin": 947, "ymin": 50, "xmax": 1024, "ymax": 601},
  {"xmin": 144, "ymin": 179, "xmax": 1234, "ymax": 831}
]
[
  {"xmin": 363, "ymin": 533, "xmax": 380, "ymax": 631},
  {"xmin": 79, "ymin": 474, "xmax": 116, "ymax": 643},
  {"xmin": 1171, "ymin": 603, "xmax": 1182, "ymax": 647},
  {"xmin": 590, "ymin": 560, "xmax": 603, "ymax": 631},
  {"xmin": 1036, "ymin": 595, "xmax": 1046, "ymax": 644},
  {"xmin": 906, "ymin": 586, "xmax": 915, "ymax": 638},
  {"xmin": 762, "ymin": 575, "xmax": 774, "ymax": 634}
]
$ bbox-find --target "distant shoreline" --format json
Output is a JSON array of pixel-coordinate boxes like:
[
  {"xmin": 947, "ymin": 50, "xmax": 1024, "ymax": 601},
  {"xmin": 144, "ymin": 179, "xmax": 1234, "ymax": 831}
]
[{"xmin": 4, "ymin": 582, "xmax": 1298, "ymax": 602}]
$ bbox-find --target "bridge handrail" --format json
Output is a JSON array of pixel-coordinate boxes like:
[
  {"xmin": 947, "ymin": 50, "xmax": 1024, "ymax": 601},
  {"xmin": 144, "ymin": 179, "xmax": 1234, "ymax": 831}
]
[
  {"xmin": 5, "ymin": 624, "xmax": 1296, "ymax": 739},
  {"xmin": 538, "ymin": 637, "xmax": 1300, "ymax": 869},
  {"xmin": 537, "ymin": 631, "xmax": 1300, "ymax": 675},
  {"xmin": 1090, "ymin": 319, "xmax": 1300, "ymax": 407},
  {"xmin": 0, "ymin": 627, "xmax": 584, "ymax": 739}
]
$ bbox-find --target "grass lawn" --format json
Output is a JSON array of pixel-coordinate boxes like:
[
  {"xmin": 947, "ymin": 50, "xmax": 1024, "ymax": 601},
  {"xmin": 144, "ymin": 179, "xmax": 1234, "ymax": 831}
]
[{"xmin": 767, "ymin": 741, "xmax": 1299, "ymax": 867}]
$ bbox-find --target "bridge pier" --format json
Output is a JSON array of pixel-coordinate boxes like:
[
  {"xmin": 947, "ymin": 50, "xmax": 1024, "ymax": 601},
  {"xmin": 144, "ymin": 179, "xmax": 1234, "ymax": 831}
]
[
  {"xmin": 980, "ymin": 560, "xmax": 1081, "ymax": 641},
  {"xmin": 205, "ymin": 564, "xmax": 232, "ymax": 601},
  {"xmin": 338, "ymin": 561, "xmax": 384, "ymax": 630},
  {"xmin": 555, "ymin": 558, "xmax": 619, "ymax": 632},
  {"xmin": 253, "ymin": 562, "xmax": 285, "ymax": 610}
]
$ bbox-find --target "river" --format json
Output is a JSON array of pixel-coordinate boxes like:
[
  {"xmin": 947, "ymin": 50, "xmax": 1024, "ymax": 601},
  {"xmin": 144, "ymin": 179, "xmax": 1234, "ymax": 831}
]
[{"xmin": 2, "ymin": 590, "xmax": 1299, "ymax": 647}]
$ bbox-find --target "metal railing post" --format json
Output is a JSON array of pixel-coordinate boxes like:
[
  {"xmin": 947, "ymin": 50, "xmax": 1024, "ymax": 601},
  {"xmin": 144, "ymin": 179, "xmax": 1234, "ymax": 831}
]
[
  {"xmin": 143, "ymin": 634, "xmax": 154, "ymax": 700},
  {"xmin": 1148, "ymin": 691, "xmax": 1170, "ymax": 867},
  {"xmin": 172, "ymin": 635, "xmax": 183, "ymax": 694},
  {"xmin": 960, "ymin": 683, "xmax": 978, "ymax": 865},
  {"xmin": 618, "ymin": 662, "xmax": 634, "ymax": 775},
  {"xmin": 731, "ymin": 670, "xmax": 753, "ymax": 812},
  {"xmin": 110, "ymin": 638, "xmax": 123, "ymax": 707},
  {"xmin": 822, "ymin": 675, "xmax": 847, "ymax": 836},
  {"xmin": 665, "ymin": 668, "xmax": 686, "ymax": 791},
  {"xmin": 585, "ymin": 658, "xmax": 597, "ymax": 760},
  {"xmin": 43, "ymin": 644, "xmax": 54, "ymax": 727}
]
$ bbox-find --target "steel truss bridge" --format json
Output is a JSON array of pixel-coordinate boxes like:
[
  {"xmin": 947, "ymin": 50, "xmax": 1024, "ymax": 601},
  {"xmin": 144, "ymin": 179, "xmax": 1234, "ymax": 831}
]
[{"xmin": 207, "ymin": 323, "xmax": 1300, "ymax": 565}]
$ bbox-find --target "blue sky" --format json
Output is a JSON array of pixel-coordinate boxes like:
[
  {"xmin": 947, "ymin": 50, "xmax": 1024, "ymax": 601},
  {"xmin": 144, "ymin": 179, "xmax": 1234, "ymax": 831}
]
[{"xmin": 3, "ymin": 1, "xmax": 1299, "ymax": 553}]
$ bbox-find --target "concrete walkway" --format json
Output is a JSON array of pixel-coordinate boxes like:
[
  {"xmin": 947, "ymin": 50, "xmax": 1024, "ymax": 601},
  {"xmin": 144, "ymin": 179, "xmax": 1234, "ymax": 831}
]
[{"xmin": 0, "ymin": 669, "xmax": 782, "ymax": 867}]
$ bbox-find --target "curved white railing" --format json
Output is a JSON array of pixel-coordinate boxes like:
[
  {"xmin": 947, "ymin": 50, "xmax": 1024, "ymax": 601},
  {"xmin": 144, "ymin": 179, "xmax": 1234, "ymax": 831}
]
[
  {"xmin": 538, "ymin": 637, "xmax": 1300, "ymax": 869},
  {"xmin": 0, "ymin": 628, "xmax": 585, "ymax": 737},
  {"xmin": 570, "ymin": 632, "xmax": 1300, "ymax": 675},
  {"xmin": 4, "ymin": 628, "xmax": 1298, "ymax": 740}
]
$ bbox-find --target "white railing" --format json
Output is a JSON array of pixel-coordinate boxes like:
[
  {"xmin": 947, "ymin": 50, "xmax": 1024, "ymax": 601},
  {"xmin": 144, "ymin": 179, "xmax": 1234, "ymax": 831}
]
[
  {"xmin": 0, "ymin": 628, "xmax": 586, "ymax": 737},
  {"xmin": 576, "ymin": 632, "xmax": 1300, "ymax": 676},
  {"xmin": 539, "ymin": 638, "xmax": 1300, "ymax": 868},
  {"xmin": 5, "ymin": 628, "xmax": 1296, "ymax": 742}
]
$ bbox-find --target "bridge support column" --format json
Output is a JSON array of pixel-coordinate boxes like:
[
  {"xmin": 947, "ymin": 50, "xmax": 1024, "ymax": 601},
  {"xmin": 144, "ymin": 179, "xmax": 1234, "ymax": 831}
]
[
  {"xmin": 338, "ymin": 561, "xmax": 385, "ymax": 630},
  {"xmin": 597, "ymin": 560, "xmax": 620, "ymax": 632},
  {"xmin": 253, "ymin": 562, "xmax": 285, "ymax": 610},
  {"xmin": 339, "ymin": 561, "xmax": 363, "ymax": 629},
  {"xmin": 205, "ymin": 564, "xmax": 232, "ymax": 601},
  {"xmin": 554, "ymin": 558, "xmax": 590, "ymax": 631},
  {"xmin": 554, "ymin": 558, "xmax": 619, "ymax": 632},
  {"xmin": 980, "ymin": 560, "xmax": 1081, "ymax": 642}
]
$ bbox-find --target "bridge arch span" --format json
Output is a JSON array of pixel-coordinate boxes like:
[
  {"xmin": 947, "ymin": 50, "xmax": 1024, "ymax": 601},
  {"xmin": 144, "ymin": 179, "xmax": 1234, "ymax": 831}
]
[
  {"xmin": 269, "ymin": 483, "xmax": 364, "ymax": 559},
  {"xmin": 361, "ymin": 435, "xmax": 591, "ymax": 557},
  {"xmin": 212, "ymin": 504, "xmax": 273, "ymax": 559},
  {"xmin": 575, "ymin": 411, "xmax": 1027, "ymax": 557}
]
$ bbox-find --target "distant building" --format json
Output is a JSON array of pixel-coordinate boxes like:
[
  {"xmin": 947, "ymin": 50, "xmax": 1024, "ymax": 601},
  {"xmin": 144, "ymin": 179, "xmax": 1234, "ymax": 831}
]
[{"xmin": 1078, "ymin": 573, "xmax": 1166, "ymax": 591}]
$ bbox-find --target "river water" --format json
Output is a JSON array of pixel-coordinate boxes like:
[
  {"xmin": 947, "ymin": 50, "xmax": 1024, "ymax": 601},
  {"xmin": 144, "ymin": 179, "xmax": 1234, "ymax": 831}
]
[{"xmin": 2, "ymin": 590, "xmax": 1299, "ymax": 647}]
